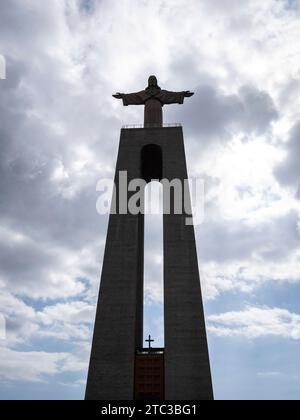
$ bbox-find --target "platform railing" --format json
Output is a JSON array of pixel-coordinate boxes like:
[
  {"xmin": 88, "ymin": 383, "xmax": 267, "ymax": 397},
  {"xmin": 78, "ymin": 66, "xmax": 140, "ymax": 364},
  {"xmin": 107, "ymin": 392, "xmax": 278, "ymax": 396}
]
[
  {"xmin": 122, "ymin": 123, "xmax": 182, "ymax": 129},
  {"xmin": 136, "ymin": 348, "xmax": 165, "ymax": 355}
]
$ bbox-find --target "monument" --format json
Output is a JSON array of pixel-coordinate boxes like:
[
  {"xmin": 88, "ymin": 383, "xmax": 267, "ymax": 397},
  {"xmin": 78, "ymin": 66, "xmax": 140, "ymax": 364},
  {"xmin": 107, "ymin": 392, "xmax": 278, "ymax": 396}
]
[
  {"xmin": 85, "ymin": 76, "xmax": 214, "ymax": 400},
  {"xmin": 113, "ymin": 75, "xmax": 194, "ymax": 127}
]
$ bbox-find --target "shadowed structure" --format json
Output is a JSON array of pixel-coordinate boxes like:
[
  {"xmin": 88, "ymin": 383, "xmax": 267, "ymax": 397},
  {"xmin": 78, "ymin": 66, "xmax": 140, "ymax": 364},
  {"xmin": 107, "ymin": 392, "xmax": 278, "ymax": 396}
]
[
  {"xmin": 113, "ymin": 75, "xmax": 194, "ymax": 127},
  {"xmin": 86, "ymin": 77, "xmax": 213, "ymax": 400}
]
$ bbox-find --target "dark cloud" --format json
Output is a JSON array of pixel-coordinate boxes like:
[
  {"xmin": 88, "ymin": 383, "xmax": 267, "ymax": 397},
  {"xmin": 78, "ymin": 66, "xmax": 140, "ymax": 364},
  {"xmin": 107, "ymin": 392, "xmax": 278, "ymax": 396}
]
[
  {"xmin": 198, "ymin": 211, "xmax": 299, "ymax": 263},
  {"xmin": 238, "ymin": 85, "xmax": 279, "ymax": 134},
  {"xmin": 0, "ymin": 56, "xmax": 115, "ymax": 300},
  {"xmin": 274, "ymin": 122, "xmax": 300, "ymax": 197},
  {"xmin": 283, "ymin": 0, "xmax": 300, "ymax": 12},
  {"xmin": 167, "ymin": 83, "xmax": 278, "ymax": 142}
]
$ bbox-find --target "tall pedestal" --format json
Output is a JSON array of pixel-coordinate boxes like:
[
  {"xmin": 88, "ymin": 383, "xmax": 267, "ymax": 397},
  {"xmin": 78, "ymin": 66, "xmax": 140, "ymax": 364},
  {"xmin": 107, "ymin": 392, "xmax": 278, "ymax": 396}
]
[{"xmin": 85, "ymin": 127, "xmax": 213, "ymax": 400}]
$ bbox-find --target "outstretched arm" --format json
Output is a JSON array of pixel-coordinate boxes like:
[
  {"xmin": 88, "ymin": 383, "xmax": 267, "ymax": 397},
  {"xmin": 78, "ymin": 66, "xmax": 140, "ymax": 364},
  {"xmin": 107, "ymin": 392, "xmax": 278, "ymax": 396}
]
[
  {"xmin": 112, "ymin": 91, "xmax": 145, "ymax": 106},
  {"xmin": 184, "ymin": 91, "xmax": 194, "ymax": 98},
  {"xmin": 113, "ymin": 93, "xmax": 123, "ymax": 99},
  {"xmin": 158, "ymin": 90, "xmax": 194, "ymax": 105}
]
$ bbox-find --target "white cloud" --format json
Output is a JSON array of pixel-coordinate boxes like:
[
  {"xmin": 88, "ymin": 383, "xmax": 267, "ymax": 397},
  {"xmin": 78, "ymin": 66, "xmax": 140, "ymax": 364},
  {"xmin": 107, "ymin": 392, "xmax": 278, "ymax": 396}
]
[
  {"xmin": 38, "ymin": 301, "xmax": 94, "ymax": 325},
  {"xmin": 0, "ymin": 315, "xmax": 5, "ymax": 340},
  {"xmin": 0, "ymin": 283, "xmax": 96, "ymax": 347},
  {"xmin": 257, "ymin": 371, "xmax": 281, "ymax": 377},
  {"xmin": 0, "ymin": 347, "xmax": 66, "ymax": 382},
  {"xmin": 208, "ymin": 306, "xmax": 300, "ymax": 339},
  {"xmin": 36, "ymin": 301, "xmax": 95, "ymax": 341},
  {"xmin": 0, "ymin": 295, "xmax": 93, "ymax": 382},
  {"xmin": 275, "ymin": 122, "xmax": 300, "ymax": 197},
  {"xmin": 201, "ymin": 248, "xmax": 300, "ymax": 301},
  {"xmin": 0, "ymin": 344, "xmax": 88, "ymax": 383}
]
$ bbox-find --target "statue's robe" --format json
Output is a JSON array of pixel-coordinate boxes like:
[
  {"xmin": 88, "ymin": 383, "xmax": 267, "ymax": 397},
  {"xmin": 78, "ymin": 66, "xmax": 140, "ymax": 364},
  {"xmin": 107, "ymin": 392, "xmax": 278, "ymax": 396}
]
[{"xmin": 121, "ymin": 88, "xmax": 186, "ymax": 127}]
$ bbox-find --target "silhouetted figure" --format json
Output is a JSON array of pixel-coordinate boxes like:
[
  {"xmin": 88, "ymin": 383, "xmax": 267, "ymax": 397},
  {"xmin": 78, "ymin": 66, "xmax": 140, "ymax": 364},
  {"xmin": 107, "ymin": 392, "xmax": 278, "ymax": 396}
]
[{"xmin": 113, "ymin": 75, "xmax": 194, "ymax": 127}]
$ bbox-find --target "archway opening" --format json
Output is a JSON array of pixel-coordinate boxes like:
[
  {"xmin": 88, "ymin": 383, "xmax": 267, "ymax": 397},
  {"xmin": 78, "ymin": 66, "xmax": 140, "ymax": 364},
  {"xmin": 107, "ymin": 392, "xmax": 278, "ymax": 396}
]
[
  {"xmin": 141, "ymin": 144, "xmax": 164, "ymax": 348},
  {"xmin": 143, "ymin": 181, "xmax": 164, "ymax": 348},
  {"xmin": 141, "ymin": 144, "xmax": 163, "ymax": 183}
]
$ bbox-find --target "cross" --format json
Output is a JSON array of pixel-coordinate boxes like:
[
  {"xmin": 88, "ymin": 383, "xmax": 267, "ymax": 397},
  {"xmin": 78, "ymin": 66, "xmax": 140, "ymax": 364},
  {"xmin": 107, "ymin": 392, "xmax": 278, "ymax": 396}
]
[{"xmin": 145, "ymin": 334, "xmax": 154, "ymax": 350}]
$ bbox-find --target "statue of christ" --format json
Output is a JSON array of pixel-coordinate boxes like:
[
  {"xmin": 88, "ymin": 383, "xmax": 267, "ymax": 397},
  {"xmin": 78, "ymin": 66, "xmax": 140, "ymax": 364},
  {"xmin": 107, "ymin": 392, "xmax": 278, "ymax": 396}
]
[{"xmin": 113, "ymin": 75, "xmax": 194, "ymax": 127}]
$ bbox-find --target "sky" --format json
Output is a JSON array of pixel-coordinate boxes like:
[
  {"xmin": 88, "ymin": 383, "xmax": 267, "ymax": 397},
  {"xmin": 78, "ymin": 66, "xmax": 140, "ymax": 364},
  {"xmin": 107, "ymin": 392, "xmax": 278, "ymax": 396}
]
[{"xmin": 0, "ymin": 0, "xmax": 300, "ymax": 400}]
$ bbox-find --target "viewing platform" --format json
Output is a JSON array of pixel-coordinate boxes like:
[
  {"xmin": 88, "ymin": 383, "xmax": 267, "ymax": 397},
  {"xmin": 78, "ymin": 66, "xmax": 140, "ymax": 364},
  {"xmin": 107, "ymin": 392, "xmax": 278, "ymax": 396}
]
[{"xmin": 122, "ymin": 123, "xmax": 182, "ymax": 129}]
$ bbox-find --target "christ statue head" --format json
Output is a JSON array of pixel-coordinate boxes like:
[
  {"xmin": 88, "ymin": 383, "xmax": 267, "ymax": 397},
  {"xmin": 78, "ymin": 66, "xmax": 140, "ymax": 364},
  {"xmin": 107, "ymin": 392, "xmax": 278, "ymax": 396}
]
[{"xmin": 147, "ymin": 75, "xmax": 161, "ymax": 91}]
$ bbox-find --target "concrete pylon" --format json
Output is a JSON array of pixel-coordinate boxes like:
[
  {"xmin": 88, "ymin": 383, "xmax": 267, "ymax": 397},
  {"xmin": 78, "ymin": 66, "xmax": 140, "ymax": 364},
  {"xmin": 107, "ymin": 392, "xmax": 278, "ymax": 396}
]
[{"xmin": 85, "ymin": 127, "xmax": 213, "ymax": 400}]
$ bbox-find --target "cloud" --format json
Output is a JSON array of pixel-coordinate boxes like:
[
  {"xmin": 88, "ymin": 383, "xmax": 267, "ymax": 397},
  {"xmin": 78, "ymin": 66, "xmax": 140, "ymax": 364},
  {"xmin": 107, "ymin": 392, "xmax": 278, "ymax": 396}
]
[
  {"xmin": 201, "ymin": 249, "xmax": 300, "ymax": 301},
  {"xmin": 36, "ymin": 301, "xmax": 95, "ymax": 341},
  {"xmin": 208, "ymin": 306, "xmax": 300, "ymax": 339},
  {"xmin": 0, "ymin": 347, "xmax": 68, "ymax": 383},
  {"xmin": 0, "ymin": 0, "xmax": 300, "ymax": 399},
  {"xmin": 237, "ymin": 86, "xmax": 279, "ymax": 134},
  {"xmin": 0, "ymin": 344, "xmax": 88, "ymax": 383},
  {"xmin": 0, "ymin": 281, "xmax": 96, "ymax": 345},
  {"xmin": 0, "ymin": 315, "xmax": 5, "ymax": 340},
  {"xmin": 275, "ymin": 122, "xmax": 300, "ymax": 197},
  {"xmin": 0, "ymin": 292, "xmax": 93, "ymax": 383},
  {"xmin": 257, "ymin": 371, "xmax": 281, "ymax": 377},
  {"xmin": 0, "ymin": 224, "xmax": 95, "ymax": 300},
  {"xmin": 38, "ymin": 301, "xmax": 94, "ymax": 325},
  {"xmin": 173, "ymin": 84, "xmax": 278, "ymax": 142},
  {"xmin": 199, "ymin": 210, "xmax": 300, "ymax": 263}
]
